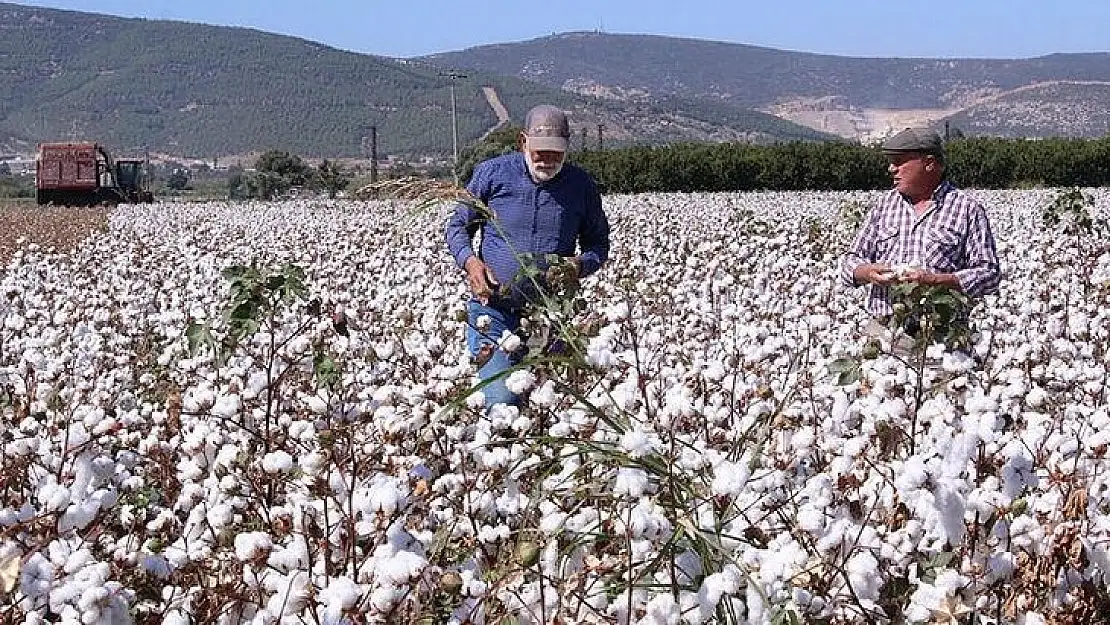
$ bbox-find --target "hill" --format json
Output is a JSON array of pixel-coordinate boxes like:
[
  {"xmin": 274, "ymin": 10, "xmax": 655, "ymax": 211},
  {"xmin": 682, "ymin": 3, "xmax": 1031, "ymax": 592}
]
[
  {"xmin": 426, "ymin": 33, "xmax": 1110, "ymax": 139},
  {"xmin": 0, "ymin": 3, "xmax": 830, "ymax": 159}
]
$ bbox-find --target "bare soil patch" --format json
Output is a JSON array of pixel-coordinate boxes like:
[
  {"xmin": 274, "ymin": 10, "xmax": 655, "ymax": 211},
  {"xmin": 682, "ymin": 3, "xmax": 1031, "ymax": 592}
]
[{"xmin": 0, "ymin": 201, "xmax": 109, "ymax": 265}]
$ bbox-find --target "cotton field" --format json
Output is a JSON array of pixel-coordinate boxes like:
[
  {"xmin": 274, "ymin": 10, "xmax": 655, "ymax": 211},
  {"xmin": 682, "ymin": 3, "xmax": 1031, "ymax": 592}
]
[{"xmin": 2, "ymin": 188, "xmax": 1110, "ymax": 625}]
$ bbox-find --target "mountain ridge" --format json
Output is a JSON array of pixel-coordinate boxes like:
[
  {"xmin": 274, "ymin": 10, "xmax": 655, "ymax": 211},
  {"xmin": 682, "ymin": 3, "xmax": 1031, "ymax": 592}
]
[{"xmin": 425, "ymin": 32, "xmax": 1110, "ymax": 140}]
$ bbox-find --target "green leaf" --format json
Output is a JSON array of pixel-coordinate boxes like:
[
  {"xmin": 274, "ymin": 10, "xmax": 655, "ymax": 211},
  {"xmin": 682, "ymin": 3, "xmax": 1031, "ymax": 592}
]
[
  {"xmin": 314, "ymin": 350, "xmax": 340, "ymax": 388},
  {"xmin": 222, "ymin": 265, "xmax": 250, "ymax": 280},
  {"xmin": 186, "ymin": 322, "xmax": 215, "ymax": 357},
  {"xmin": 837, "ymin": 369, "xmax": 861, "ymax": 385}
]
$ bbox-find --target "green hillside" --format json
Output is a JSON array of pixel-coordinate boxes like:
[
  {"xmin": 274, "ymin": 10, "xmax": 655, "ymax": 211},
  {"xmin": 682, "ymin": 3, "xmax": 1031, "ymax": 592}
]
[{"xmin": 0, "ymin": 3, "xmax": 831, "ymax": 158}]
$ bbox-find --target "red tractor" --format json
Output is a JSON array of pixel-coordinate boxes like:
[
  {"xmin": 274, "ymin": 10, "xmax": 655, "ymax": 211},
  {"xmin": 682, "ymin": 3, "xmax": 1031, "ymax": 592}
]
[{"xmin": 36, "ymin": 142, "xmax": 154, "ymax": 206}]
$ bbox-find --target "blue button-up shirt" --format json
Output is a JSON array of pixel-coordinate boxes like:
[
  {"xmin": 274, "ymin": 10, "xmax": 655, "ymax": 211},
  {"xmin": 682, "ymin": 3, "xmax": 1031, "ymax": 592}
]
[{"xmin": 446, "ymin": 153, "xmax": 610, "ymax": 309}]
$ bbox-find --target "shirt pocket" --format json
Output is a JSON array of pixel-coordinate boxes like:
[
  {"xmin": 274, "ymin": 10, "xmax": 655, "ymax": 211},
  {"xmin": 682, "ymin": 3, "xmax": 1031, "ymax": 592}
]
[
  {"xmin": 926, "ymin": 226, "xmax": 964, "ymax": 270},
  {"xmin": 873, "ymin": 226, "xmax": 899, "ymax": 258}
]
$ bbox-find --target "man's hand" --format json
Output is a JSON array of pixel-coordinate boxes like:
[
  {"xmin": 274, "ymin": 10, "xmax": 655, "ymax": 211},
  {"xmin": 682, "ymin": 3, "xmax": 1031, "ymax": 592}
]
[
  {"xmin": 464, "ymin": 257, "xmax": 498, "ymax": 305},
  {"xmin": 855, "ymin": 263, "xmax": 899, "ymax": 286},
  {"xmin": 901, "ymin": 268, "xmax": 961, "ymax": 290}
]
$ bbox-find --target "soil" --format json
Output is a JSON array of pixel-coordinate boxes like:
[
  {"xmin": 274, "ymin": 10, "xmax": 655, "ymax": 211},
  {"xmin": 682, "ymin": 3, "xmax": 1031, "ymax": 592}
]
[{"xmin": 0, "ymin": 201, "xmax": 109, "ymax": 265}]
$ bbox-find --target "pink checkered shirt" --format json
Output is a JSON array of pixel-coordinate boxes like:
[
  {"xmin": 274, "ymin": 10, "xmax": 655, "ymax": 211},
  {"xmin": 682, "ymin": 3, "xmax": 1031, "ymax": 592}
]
[{"xmin": 841, "ymin": 181, "xmax": 1001, "ymax": 316}]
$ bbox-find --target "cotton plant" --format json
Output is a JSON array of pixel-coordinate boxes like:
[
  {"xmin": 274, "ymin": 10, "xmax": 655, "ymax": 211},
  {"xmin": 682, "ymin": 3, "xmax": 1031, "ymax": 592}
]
[{"xmin": 1, "ymin": 190, "xmax": 1110, "ymax": 622}]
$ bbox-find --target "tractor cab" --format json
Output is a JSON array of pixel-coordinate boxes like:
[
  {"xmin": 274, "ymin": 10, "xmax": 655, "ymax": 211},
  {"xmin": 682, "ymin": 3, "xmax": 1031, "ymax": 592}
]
[{"xmin": 115, "ymin": 159, "xmax": 145, "ymax": 192}]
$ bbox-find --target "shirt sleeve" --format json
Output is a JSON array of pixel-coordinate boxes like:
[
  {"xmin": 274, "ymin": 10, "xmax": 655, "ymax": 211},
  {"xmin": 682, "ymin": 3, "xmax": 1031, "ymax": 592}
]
[
  {"xmin": 445, "ymin": 162, "xmax": 493, "ymax": 270},
  {"xmin": 954, "ymin": 204, "xmax": 1001, "ymax": 297},
  {"xmin": 840, "ymin": 200, "xmax": 883, "ymax": 288},
  {"xmin": 577, "ymin": 176, "xmax": 610, "ymax": 278}
]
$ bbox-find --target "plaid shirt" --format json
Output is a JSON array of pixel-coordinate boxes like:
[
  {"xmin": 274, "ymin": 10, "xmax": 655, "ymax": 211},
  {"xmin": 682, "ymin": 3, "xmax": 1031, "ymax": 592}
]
[{"xmin": 840, "ymin": 181, "xmax": 1001, "ymax": 316}]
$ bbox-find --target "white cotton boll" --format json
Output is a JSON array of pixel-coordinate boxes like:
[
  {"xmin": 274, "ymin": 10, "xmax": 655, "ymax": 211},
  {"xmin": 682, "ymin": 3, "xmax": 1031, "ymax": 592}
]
[
  {"xmin": 299, "ymin": 451, "xmax": 326, "ymax": 476},
  {"xmin": 475, "ymin": 315, "xmax": 492, "ymax": 331},
  {"xmin": 498, "ymin": 330, "xmax": 522, "ymax": 353},
  {"xmin": 39, "ymin": 482, "xmax": 71, "ymax": 513},
  {"xmin": 319, "ymin": 576, "xmax": 363, "ymax": 612},
  {"xmin": 703, "ymin": 361, "xmax": 727, "ymax": 382},
  {"xmin": 613, "ymin": 468, "xmax": 650, "ymax": 498},
  {"xmin": 378, "ymin": 549, "xmax": 427, "ymax": 585},
  {"xmin": 261, "ymin": 451, "xmax": 294, "ymax": 474},
  {"xmin": 370, "ymin": 585, "xmax": 402, "ymax": 612},
  {"xmin": 65, "ymin": 423, "xmax": 91, "ymax": 452},
  {"xmin": 504, "ymin": 370, "xmax": 536, "ymax": 395},
  {"xmin": 529, "ymin": 379, "xmax": 558, "ymax": 408},
  {"xmin": 905, "ymin": 582, "xmax": 947, "ymax": 622},
  {"xmin": 641, "ymin": 592, "xmax": 680, "ymax": 625},
  {"xmin": 305, "ymin": 395, "xmax": 328, "ymax": 415},
  {"xmin": 1025, "ymin": 387, "xmax": 1048, "ymax": 409},
  {"xmin": 846, "ymin": 551, "xmax": 881, "ymax": 602},
  {"xmin": 234, "ymin": 531, "xmax": 273, "ymax": 562},
  {"xmin": 1006, "ymin": 515, "xmax": 1044, "ymax": 549},
  {"xmin": 965, "ymin": 394, "xmax": 997, "ymax": 415},
  {"xmin": 796, "ymin": 505, "xmax": 825, "ymax": 533},
  {"xmin": 620, "ymin": 428, "xmax": 657, "ymax": 459},
  {"xmin": 605, "ymin": 302, "xmax": 630, "ymax": 322},
  {"xmin": 366, "ymin": 479, "xmax": 406, "ymax": 516},
  {"xmin": 465, "ymin": 390, "xmax": 486, "ymax": 410},
  {"xmin": 942, "ymin": 351, "xmax": 976, "ymax": 374},
  {"xmin": 711, "ymin": 460, "xmax": 750, "ymax": 497},
  {"xmin": 211, "ymin": 393, "xmax": 241, "ymax": 418},
  {"xmin": 933, "ymin": 479, "xmax": 967, "ymax": 545},
  {"xmin": 807, "ymin": 314, "xmax": 831, "ymax": 330}
]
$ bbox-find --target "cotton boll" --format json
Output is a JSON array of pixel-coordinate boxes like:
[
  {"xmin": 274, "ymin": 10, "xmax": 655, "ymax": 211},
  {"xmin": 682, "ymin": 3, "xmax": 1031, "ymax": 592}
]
[
  {"xmin": 497, "ymin": 330, "xmax": 522, "ymax": 354},
  {"xmin": 211, "ymin": 393, "xmax": 241, "ymax": 418},
  {"xmin": 504, "ymin": 370, "xmax": 536, "ymax": 395},
  {"xmin": 465, "ymin": 390, "xmax": 486, "ymax": 410},
  {"xmin": 234, "ymin": 531, "xmax": 273, "ymax": 562},
  {"xmin": 261, "ymin": 451, "xmax": 294, "ymax": 474},
  {"xmin": 620, "ymin": 428, "xmax": 658, "ymax": 459},
  {"xmin": 613, "ymin": 468, "xmax": 651, "ymax": 498},
  {"xmin": 711, "ymin": 460, "xmax": 750, "ymax": 497},
  {"xmin": 846, "ymin": 551, "xmax": 881, "ymax": 602},
  {"xmin": 319, "ymin": 576, "xmax": 364, "ymax": 615}
]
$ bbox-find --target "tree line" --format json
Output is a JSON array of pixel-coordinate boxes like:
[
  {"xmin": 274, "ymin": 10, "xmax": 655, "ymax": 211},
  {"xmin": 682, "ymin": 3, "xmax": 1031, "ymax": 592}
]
[{"xmin": 566, "ymin": 136, "xmax": 1110, "ymax": 194}]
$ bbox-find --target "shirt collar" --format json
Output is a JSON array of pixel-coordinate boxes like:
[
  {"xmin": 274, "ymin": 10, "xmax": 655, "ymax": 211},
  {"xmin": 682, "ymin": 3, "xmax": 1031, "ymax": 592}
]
[
  {"xmin": 932, "ymin": 180, "xmax": 955, "ymax": 204},
  {"xmin": 898, "ymin": 179, "xmax": 953, "ymax": 207}
]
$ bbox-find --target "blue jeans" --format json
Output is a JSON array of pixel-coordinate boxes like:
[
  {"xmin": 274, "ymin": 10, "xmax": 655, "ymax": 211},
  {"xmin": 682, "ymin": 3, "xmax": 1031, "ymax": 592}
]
[{"xmin": 466, "ymin": 300, "xmax": 525, "ymax": 407}]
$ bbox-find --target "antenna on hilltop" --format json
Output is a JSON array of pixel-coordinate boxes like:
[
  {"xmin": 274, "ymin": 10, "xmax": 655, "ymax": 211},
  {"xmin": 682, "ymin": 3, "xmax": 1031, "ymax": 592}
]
[{"xmin": 597, "ymin": 17, "xmax": 604, "ymax": 34}]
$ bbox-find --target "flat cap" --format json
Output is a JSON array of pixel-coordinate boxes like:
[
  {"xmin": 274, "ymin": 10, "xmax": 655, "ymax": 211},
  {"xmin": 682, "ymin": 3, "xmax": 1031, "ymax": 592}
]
[
  {"xmin": 523, "ymin": 104, "xmax": 570, "ymax": 152},
  {"xmin": 881, "ymin": 127, "xmax": 944, "ymax": 157}
]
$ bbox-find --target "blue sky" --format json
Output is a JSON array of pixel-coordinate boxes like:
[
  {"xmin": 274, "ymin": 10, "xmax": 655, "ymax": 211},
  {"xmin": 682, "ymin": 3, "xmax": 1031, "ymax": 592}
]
[{"xmin": 13, "ymin": 0, "xmax": 1110, "ymax": 59}]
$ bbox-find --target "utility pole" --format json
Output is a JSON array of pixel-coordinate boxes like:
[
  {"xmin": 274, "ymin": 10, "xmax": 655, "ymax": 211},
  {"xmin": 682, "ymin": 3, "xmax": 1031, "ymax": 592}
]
[
  {"xmin": 439, "ymin": 70, "xmax": 467, "ymax": 184},
  {"xmin": 580, "ymin": 127, "xmax": 588, "ymax": 152},
  {"xmin": 369, "ymin": 125, "xmax": 379, "ymax": 184},
  {"xmin": 597, "ymin": 124, "xmax": 605, "ymax": 151}
]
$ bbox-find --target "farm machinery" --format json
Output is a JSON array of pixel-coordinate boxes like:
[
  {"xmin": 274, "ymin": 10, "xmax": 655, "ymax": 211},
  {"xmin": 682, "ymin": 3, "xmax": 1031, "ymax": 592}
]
[{"xmin": 36, "ymin": 142, "xmax": 154, "ymax": 206}]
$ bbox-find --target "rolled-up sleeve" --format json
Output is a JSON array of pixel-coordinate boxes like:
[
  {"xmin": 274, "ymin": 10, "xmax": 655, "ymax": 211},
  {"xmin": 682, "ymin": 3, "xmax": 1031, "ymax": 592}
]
[
  {"xmin": 954, "ymin": 205, "xmax": 1001, "ymax": 297},
  {"xmin": 445, "ymin": 163, "xmax": 492, "ymax": 269},
  {"xmin": 577, "ymin": 178, "xmax": 610, "ymax": 278},
  {"xmin": 840, "ymin": 205, "xmax": 881, "ymax": 288}
]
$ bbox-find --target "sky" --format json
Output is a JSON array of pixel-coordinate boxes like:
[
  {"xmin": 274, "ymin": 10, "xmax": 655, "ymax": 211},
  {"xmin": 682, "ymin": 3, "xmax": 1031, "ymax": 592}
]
[{"xmin": 11, "ymin": 0, "xmax": 1110, "ymax": 60}]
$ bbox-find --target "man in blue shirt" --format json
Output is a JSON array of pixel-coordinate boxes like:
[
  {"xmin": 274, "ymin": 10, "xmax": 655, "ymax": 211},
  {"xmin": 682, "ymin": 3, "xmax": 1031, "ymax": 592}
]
[{"xmin": 445, "ymin": 104, "xmax": 611, "ymax": 407}]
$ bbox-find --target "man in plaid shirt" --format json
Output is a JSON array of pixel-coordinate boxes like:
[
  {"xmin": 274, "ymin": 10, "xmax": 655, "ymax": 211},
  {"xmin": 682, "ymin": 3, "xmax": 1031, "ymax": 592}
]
[{"xmin": 841, "ymin": 127, "xmax": 1001, "ymax": 326}]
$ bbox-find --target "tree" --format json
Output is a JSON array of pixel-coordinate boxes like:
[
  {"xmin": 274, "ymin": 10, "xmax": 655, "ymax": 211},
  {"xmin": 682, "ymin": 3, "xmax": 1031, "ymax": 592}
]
[
  {"xmin": 256, "ymin": 150, "xmax": 313, "ymax": 187},
  {"xmin": 316, "ymin": 159, "xmax": 350, "ymax": 199},
  {"xmin": 167, "ymin": 168, "xmax": 190, "ymax": 190},
  {"xmin": 456, "ymin": 124, "xmax": 522, "ymax": 184}
]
